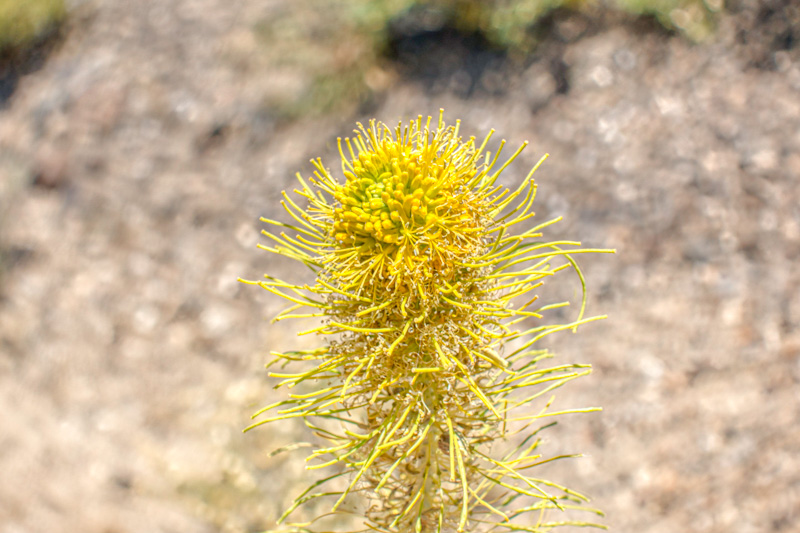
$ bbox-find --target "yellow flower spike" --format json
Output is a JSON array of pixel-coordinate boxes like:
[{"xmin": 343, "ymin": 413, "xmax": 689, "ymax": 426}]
[{"xmin": 242, "ymin": 111, "xmax": 615, "ymax": 533}]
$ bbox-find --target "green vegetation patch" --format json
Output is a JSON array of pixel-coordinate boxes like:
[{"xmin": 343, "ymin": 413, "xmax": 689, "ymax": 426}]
[
  {"xmin": 248, "ymin": 0, "xmax": 723, "ymax": 119},
  {"xmin": 0, "ymin": 0, "xmax": 66, "ymax": 54}
]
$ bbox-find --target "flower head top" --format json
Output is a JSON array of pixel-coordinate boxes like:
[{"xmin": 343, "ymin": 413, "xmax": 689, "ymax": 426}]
[
  {"xmin": 281, "ymin": 113, "xmax": 542, "ymax": 329},
  {"xmin": 333, "ymin": 116, "xmax": 484, "ymax": 252},
  {"xmin": 326, "ymin": 115, "xmax": 497, "ymax": 303}
]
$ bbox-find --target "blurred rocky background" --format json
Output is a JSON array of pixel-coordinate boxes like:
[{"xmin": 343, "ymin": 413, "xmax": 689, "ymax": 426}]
[{"xmin": 1, "ymin": 0, "xmax": 799, "ymax": 532}]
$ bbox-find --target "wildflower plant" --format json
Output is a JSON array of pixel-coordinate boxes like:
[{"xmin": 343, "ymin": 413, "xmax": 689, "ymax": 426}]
[{"xmin": 241, "ymin": 111, "xmax": 613, "ymax": 533}]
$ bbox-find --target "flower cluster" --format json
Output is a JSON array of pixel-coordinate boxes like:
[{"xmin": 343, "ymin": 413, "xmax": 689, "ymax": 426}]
[{"xmin": 241, "ymin": 112, "xmax": 611, "ymax": 533}]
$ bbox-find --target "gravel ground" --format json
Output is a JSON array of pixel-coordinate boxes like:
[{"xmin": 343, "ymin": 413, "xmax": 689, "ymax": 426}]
[{"xmin": 1, "ymin": 1, "xmax": 799, "ymax": 533}]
